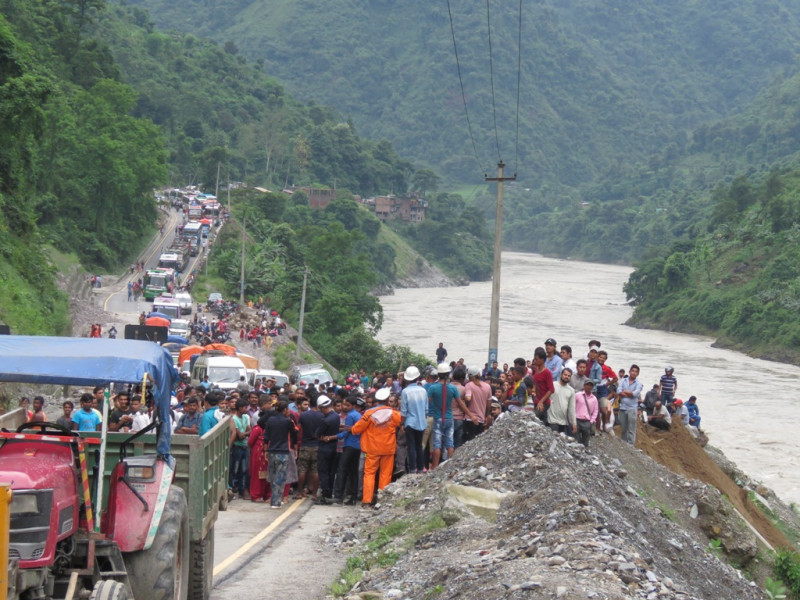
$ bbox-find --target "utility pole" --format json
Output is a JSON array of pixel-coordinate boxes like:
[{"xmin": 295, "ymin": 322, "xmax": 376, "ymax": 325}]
[
  {"xmin": 486, "ymin": 161, "xmax": 515, "ymax": 366},
  {"xmin": 215, "ymin": 161, "xmax": 221, "ymax": 200},
  {"xmin": 239, "ymin": 215, "xmax": 246, "ymax": 305},
  {"xmin": 296, "ymin": 265, "xmax": 308, "ymax": 358},
  {"xmin": 227, "ymin": 178, "xmax": 231, "ymax": 215}
]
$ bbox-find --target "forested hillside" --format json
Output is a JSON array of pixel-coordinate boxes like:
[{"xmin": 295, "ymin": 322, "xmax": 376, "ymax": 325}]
[
  {"xmin": 624, "ymin": 167, "xmax": 800, "ymax": 363},
  {"xmin": 122, "ymin": 0, "xmax": 800, "ymax": 265},
  {"xmin": 0, "ymin": 0, "xmax": 489, "ymax": 335}
]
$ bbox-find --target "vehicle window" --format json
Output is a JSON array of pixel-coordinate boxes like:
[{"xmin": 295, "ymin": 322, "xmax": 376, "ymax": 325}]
[{"xmin": 209, "ymin": 367, "xmax": 243, "ymax": 383}]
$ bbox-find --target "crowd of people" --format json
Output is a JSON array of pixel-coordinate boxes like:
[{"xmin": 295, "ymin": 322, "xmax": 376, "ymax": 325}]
[{"xmin": 26, "ymin": 335, "xmax": 703, "ymax": 512}]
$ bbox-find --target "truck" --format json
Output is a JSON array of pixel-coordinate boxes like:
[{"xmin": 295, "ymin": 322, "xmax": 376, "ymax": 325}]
[
  {"xmin": 161, "ymin": 242, "xmax": 190, "ymax": 272},
  {"xmin": 0, "ymin": 335, "xmax": 229, "ymax": 600},
  {"xmin": 179, "ymin": 223, "xmax": 202, "ymax": 256},
  {"xmin": 143, "ymin": 269, "xmax": 176, "ymax": 300}
]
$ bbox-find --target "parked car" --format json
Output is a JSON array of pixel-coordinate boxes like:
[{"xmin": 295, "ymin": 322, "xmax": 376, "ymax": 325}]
[
  {"xmin": 207, "ymin": 292, "xmax": 223, "ymax": 305},
  {"xmin": 169, "ymin": 318, "xmax": 190, "ymax": 339},
  {"xmin": 289, "ymin": 363, "xmax": 334, "ymax": 385},
  {"xmin": 175, "ymin": 291, "xmax": 193, "ymax": 314},
  {"xmin": 249, "ymin": 369, "xmax": 290, "ymax": 388}
]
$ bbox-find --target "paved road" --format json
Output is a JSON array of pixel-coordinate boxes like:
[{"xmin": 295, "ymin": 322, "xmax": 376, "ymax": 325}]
[
  {"xmin": 212, "ymin": 499, "xmax": 355, "ymax": 599},
  {"xmin": 93, "ymin": 208, "xmax": 347, "ymax": 597}
]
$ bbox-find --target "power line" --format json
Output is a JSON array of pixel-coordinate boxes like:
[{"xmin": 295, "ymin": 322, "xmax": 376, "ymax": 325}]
[
  {"xmin": 447, "ymin": 0, "xmax": 487, "ymax": 176},
  {"xmin": 486, "ymin": 0, "xmax": 502, "ymax": 163},
  {"xmin": 514, "ymin": 0, "xmax": 523, "ymax": 177}
]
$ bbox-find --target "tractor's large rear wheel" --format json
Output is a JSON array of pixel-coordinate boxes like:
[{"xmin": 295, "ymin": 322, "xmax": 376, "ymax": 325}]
[
  {"xmin": 124, "ymin": 486, "xmax": 190, "ymax": 600},
  {"xmin": 90, "ymin": 580, "xmax": 132, "ymax": 600}
]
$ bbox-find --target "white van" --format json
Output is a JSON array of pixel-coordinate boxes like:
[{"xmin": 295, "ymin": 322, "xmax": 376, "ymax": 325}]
[
  {"xmin": 249, "ymin": 369, "xmax": 289, "ymax": 388},
  {"xmin": 191, "ymin": 354, "xmax": 247, "ymax": 392}
]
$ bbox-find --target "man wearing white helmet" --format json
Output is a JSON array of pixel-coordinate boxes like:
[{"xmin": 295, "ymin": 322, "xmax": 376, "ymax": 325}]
[
  {"xmin": 401, "ymin": 365, "xmax": 428, "ymax": 474},
  {"xmin": 351, "ymin": 387, "xmax": 402, "ymax": 506},
  {"xmin": 427, "ymin": 363, "xmax": 466, "ymax": 469}
]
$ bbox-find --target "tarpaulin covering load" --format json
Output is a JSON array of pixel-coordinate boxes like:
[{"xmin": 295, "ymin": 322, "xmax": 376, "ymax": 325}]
[
  {"xmin": 0, "ymin": 336, "xmax": 178, "ymax": 457},
  {"xmin": 178, "ymin": 345, "xmax": 204, "ymax": 366}
]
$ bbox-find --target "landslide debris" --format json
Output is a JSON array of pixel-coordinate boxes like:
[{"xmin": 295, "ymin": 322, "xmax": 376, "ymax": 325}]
[{"xmin": 336, "ymin": 413, "xmax": 785, "ymax": 600}]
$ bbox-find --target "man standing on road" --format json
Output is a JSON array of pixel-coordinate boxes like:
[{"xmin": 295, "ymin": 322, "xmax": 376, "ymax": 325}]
[
  {"xmin": 351, "ymin": 388, "xmax": 402, "ymax": 507},
  {"xmin": 296, "ymin": 396, "xmax": 323, "ymax": 500},
  {"xmin": 400, "ymin": 366, "xmax": 427, "ymax": 474},
  {"xmin": 314, "ymin": 395, "xmax": 340, "ymax": 504},
  {"xmin": 617, "ymin": 365, "xmax": 643, "ymax": 445}
]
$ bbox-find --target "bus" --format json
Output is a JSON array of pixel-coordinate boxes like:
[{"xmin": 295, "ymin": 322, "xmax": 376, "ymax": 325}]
[
  {"xmin": 143, "ymin": 268, "xmax": 176, "ymax": 300},
  {"xmin": 180, "ymin": 222, "xmax": 202, "ymax": 255},
  {"xmin": 153, "ymin": 295, "xmax": 182, "ymax": 320},
  {"xmin": 187, "ymin": 204, "xmax": 203, "ymax": 220}
]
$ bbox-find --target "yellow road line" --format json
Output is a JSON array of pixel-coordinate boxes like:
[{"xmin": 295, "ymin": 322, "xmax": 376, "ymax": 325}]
[{"xmin": 212, "ymin": 498, "xmax": 305, "ymax": 577}]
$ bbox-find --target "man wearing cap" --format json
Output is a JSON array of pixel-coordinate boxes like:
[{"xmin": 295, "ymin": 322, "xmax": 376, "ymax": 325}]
[
  {"xmin": 426, "ymin": 364, "xmax": 467, "ymax": 469},
  {"xmin": 574, "ymin": 379, "xmax": 599, "ymax": 449},
  {"xmin": 351, "ymin": 387, "xmax": 402, "ymax": 507},
  {"xmin": 463, "ymin": 366, "xmax": 491, "ymax": 442},
  {"xmin": 659, "ymin": 367, "xmax": 678, "ymax": 412},
  {"xmin": 400, "ymin": 365, "xmax": 428, "ymax": 474},
  {"xmin": 314, "ymin": 395, "xmax": 340, "ymax": 504},
  {"xmin": 673, "ymin": 399, "xmax": 690, "ymax": 426},
  {"xmin": 544, "ymin": 338, "xmax": 563, "ymax": 381}
]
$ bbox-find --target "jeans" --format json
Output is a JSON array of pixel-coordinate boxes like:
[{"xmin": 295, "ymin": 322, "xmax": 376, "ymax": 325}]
[
  {"xmin": 462, "ymin": 421, "xmax": 484, "ymax": 443},
  {"xmin": 432, "ymin": 418, "xmax": 454, "ymax": 450},
  {"xmin": 453, "ymin": 419, "xmax": 465, "ymax": 449},
  {"xmin": 333, "ymin": 446, "xmax": 361, "ymax": 501},
  {"xmin": 229, "ymin": 445, "xmax": 249, "ymax": 495},
  {"xmin": 618, "ymin": 409, "xmax": 638, "ymax": 445},
  {"xmin": 405, "ymin": 426, "xmax": 425, "ymax": 473},
  {"xmin": 317, "ymin": 448, "xmax": 337, "ymax": 498}
]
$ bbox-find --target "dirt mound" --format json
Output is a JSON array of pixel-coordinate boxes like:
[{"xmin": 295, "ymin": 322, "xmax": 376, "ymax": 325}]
[
  {"xmin": 341, "ymin": 412, "xmax": 777, "ymax": 600},
  {"xmin": 632, "ymin": 420, "xmax": 790, "ymax": 550}
]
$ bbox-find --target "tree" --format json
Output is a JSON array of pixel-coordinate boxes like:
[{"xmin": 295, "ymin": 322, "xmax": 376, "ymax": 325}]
[{"xmin": 411, "ymin": 168, "xmax": 440, "ymax": 195}]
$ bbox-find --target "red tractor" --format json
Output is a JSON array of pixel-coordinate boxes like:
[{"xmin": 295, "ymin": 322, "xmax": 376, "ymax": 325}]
[{"xmin": 0, "ymin": 336, "xmax": 191, "ymax": 600}]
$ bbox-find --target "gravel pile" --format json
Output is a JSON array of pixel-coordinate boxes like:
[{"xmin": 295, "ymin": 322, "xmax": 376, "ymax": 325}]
[{"xmin": 334, "ymin": 412, "xmax": 765, "ymax": 600}]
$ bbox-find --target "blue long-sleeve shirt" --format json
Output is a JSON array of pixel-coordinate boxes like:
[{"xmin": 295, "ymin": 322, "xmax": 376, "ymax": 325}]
[{"xmin": 337, "ymin": 409, "xmax": 362, "ymax": 450}]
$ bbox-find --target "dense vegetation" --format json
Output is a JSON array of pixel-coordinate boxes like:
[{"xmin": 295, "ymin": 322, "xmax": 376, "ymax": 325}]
[
  {"xmin": 204, "ymin": 189, "xmax": 428, "ymax": 371},
  {"xmin": 126, "ymin": 0, "xmax": 800, "ymax": 265},
  {"xmin": 0, "ymin": 0, "xmax": 488, "ymax": 335},
  {"xmin": 624, "ymin": 167, "xmax": 800, "ymax": 362}
]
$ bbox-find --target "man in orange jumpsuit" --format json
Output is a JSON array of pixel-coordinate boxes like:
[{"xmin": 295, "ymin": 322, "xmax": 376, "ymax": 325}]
[{"xmin": 351, "ymin": 387, "xmax": 402, "ymax": 507}]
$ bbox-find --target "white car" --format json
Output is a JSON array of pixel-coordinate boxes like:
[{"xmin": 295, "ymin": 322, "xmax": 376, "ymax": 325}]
[
  {"xmin": 175, "ymin": 291, "xmax": 193, "ymax": 314},
  {"xmin": 169, "ymin": 319, "xmax": 190, "ymax": 339}
]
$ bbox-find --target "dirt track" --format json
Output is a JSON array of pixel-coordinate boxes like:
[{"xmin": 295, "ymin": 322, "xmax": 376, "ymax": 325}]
[{"xmin": 633, "ymin": 420, "xmax": 790, "ymax": 550}]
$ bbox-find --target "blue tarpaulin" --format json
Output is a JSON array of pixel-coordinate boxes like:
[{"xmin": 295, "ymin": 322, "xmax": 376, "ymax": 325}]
[
  {"xmin": 166, "ymin": 335, "xmax": 188, "ymax": 345},
  {"xmin": 147, "ymin": 312, "xmax": 172, "ymax": 321},
  {"xmin": 0, "ymin": 336, "xmax": 179, "ymax": 457}
]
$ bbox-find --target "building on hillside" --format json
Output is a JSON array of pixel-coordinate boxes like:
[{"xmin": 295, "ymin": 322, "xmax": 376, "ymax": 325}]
[
  {"xmin": 286, "ymin": 186, "xmax": 336, "ymax": 209},
  {"xmin": 367, "ymin": 194, "xmax": 427, "ymax": 223}
]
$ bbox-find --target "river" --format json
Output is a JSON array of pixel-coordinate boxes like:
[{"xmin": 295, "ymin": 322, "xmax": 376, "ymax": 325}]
[{"xmin": 377, "ymin": 252, "xmax": 800, "ymax": 504}]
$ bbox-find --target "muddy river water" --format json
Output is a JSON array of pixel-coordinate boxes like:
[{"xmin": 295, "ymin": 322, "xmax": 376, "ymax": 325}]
[{"xmin": 377, "ymin": 252, "xmax": 800, "ymax": 504}]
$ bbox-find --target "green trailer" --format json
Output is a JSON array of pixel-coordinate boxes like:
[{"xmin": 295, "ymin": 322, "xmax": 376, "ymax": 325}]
[{"xmin": 81, "ymin": 416, "xmax": 230, "ymax": 600}]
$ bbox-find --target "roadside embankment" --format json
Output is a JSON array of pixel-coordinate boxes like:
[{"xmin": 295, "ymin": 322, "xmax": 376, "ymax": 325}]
[{"xmin": 325, "ymin": 413, "xmax": 799, "ymax": 600}]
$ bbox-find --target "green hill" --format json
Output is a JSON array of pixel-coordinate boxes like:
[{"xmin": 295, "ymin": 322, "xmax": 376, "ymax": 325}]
[{"xmin": 624, "ymin": 167, "xmax": 800, "ymax": 363}]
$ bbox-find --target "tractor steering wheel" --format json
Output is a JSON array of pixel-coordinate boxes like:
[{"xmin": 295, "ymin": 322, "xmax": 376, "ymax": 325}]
[{"xmin": 16, "ymin": 421, "xmax": 78, "ymax": 437}]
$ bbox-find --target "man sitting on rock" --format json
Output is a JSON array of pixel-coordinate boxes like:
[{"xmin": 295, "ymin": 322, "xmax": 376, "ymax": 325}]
[{"xmin": 647, "ymin": 400, "xmax": 672, "ymax": 431}]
